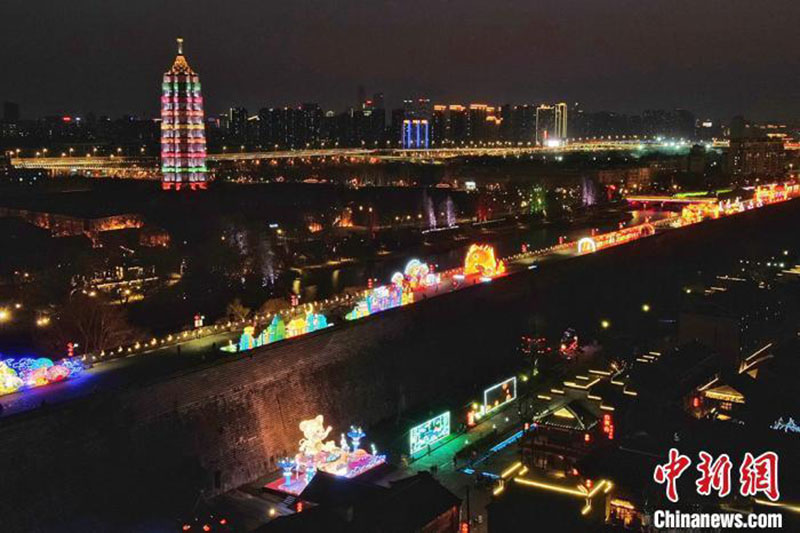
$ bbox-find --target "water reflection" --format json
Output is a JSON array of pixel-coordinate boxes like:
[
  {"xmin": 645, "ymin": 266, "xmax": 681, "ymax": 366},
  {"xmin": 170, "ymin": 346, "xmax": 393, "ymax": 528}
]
[{"xmin": 292, "ymin": 210, "xmax": 671, "ymax": 301}]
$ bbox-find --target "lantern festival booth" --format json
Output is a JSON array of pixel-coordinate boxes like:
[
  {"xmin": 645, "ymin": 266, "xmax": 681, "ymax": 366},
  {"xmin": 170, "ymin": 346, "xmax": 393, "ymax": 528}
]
[
  {"xmin": 224, "ymin": 312, "xmax": 330, "ymax": 353},
  {"xmin": 265, "ymin": 414, "xmax": 387, "ymax": 496}
]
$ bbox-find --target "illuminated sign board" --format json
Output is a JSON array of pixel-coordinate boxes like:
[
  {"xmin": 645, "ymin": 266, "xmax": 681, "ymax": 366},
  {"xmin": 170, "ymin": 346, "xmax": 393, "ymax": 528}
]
[
  {"xmin": 410, "ymin": 411, "xmax": 451, "ymax": 455},
  {"xmin": 484, "ymin": 377, "xmax": 517, "ymax": 414}
]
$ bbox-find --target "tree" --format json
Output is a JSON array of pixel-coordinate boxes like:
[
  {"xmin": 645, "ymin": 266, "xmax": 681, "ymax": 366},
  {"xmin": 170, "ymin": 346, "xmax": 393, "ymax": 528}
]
[
  {"xmin": 40, "ymin": 294, "xmax": 139, "ymax": 356},
  {"xmin": 226, "ymin": 298, "xmax": 251, "ymax": 322},
  {"xmin": 259, "ymin": 297, "xmax": 288, "ymax": 315}
]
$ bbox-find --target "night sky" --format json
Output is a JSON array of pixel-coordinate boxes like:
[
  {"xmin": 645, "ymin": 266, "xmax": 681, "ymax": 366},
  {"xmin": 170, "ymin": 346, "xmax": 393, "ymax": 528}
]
[{"xmin": 2, "ymin": 0, "xmax": 798, "ymax": 120}]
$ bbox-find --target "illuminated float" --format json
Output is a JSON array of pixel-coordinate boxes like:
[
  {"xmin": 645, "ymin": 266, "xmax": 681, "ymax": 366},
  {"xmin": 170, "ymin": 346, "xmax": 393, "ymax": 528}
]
[
  {"xmin": 227, "ymin": 312, "xmax": 330, "ymax": 353},
  {"xmin": 755, "ymin": 184, "xmax": 787, "ymax": 205},
  {"xmin": 345, "ymin": 284, "xmax": 413, "ymax": 321},
  {"xmin": 0, "ymin": 357, "xmax": 84, "ymax": 396},
  {"xmin": 391, "ymin": 259, "xmax": 440, "ymax": 289},
  {"xmin": 265, "ymin": 414, "xmax": 386, "ymax": 496},
  {"xmin": 463, "ymin": 244, "xmax": 506, "ymax": 277}
]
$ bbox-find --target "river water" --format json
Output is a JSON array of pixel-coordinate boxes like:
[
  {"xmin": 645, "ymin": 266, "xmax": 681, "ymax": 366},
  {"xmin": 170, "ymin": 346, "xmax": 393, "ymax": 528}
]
[{"xmin": 293, "ymin": 210, "xmax": 671, "ymax": 301}]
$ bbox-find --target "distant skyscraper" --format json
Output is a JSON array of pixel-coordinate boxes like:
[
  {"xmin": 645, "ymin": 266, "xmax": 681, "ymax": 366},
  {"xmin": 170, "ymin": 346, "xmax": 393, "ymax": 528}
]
[
  {"xmin": 535, "ymin": 104, "xmax": 556, "ymax": 145},
  {"xmin": 370, "ymin": 92, "xmax": 385, "ymax": 110},
  {"xmin": 357, "ymin": 85, "xmax": 367, "ymax": 108},
  {"xmin": 402, "ymin": 119, "xmax": 429, "ymax": 149},
  {"xmin": 228, "ymin": 107, "xmax": 248, "ymax": 141},
  {"xmin": 161, "ymin": 38, "xmax": 208, "ymax": 190},
  {"xmin": 403, "ymin": 98, "xmax": 432, "ymax": 120},
  {"xmin": 555, "ymin": 102, "xmax": 568, "ymax": 141},
  {"xmin": 511, "ymin": 104, "xmax": 536, "ymax": 143}
]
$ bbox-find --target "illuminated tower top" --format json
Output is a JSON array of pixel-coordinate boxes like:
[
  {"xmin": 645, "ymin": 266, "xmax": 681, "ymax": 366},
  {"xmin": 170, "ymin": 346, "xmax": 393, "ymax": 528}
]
[
  {"xmin": 168, "ymin": 37, "xmax": 195, "ymax": 76},
  {"xmin": 161, "ymin": 37, "xmax": 208, "ymax": 190}
]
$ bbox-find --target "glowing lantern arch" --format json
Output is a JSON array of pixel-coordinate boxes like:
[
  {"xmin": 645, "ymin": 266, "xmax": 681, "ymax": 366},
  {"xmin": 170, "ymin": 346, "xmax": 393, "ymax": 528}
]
[
  {"xmin": 577, "ymin": 237, "xmax": 597, "ymax": 254},
  {"xmin": 639, "ymin": 223, "xmax": 655, "ymax": 237}
]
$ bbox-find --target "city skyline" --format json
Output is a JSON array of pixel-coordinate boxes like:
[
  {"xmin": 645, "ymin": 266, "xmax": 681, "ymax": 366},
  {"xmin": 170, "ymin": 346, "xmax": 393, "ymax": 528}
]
[{"xmin": 1, "ymin": 1, "xmax": 799, "ymax": 120}]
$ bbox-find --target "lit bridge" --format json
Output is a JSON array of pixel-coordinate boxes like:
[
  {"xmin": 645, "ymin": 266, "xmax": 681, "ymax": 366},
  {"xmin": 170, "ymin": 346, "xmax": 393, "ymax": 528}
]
[
  {"xmin": 209, "ymin": 140, "xmax": 654, "ymax": 163},
  {"xmin": 11, "ymin": 155, "xmax": 158, "ymax": 178},
  {"xmin": 626, "ymin": 195, "xmax": 718, "ymax": 204},
  {"xmin": 11, "ymin": 141, "xmax": 668, "ymax": 175}
]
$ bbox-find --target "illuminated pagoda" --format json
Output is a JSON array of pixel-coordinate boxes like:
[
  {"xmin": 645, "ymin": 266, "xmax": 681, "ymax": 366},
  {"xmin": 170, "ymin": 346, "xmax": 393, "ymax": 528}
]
[{"xmin": 161, "ymin": 38, "xmax": 208, "ymax": 190}]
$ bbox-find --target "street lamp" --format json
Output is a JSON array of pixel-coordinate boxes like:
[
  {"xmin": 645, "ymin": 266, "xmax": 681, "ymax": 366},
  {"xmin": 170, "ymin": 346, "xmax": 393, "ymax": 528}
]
[
  {"xmin": 600, "ymin": 319, "xmax": 610, "ymax": 329},
  {"xmin": 642, "ymin": 303, "xmax": 651, "ymax": 312}
]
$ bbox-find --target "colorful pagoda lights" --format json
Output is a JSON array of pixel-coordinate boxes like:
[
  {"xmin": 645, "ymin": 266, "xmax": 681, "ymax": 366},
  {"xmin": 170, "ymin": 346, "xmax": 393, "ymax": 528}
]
[
  {"xmin": 0, "ymin": 357, "xmax": 84, "ymax": 396},
  {"xmin": 234, "ymin": 312, "xmax": 329, "ymax": 352},
  {"xmin": 161, "ymin": 38, "xmax": 208, "ymax": 191}
]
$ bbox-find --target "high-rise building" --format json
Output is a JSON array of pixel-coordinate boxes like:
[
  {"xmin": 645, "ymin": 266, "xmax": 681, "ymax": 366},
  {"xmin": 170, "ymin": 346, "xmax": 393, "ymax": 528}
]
[
  {"xmin": 402, "ymin": 119, "xmax": 429, "ymax": 149},
  {"xmin": 258, "ymin": 104, "xmax": 322, "ymax": 149},
  {"xmin": 357, "ymin": 85, "xmax": 367, "ymax": 108},
  {"xmin": 228, "ymin": 107, "xmax": 248, "ymax": 141},
  {"xmin": 511, "ymin": 105, "xmax": 536, "ymax": 144},
  {"xmin": 727, "ymin": 118, "xmax": 785, "ymax": 179},
  {"xmin": 432, "ymin": 105, "xmax": 448, "ymax": 145},
  {"xmin": 161, "ymin": 38, "xmax": 208, "ymax": 191},
  {"xmin": 390, "ymin": 109, "xmax": 406, "ymax": 148},
  {"xmin": 535, "ymin": 105, "xmax": 556, "ymax": 145},
  {"xmin": 369, "ymin": 92, "xmax": 385, "ymax": 110},
  {"xmin": 0, "ymin": 151, "xmax": 12, "ymax": 180},
  {"xmin": 359, "ymin": 97, "xmax": 386, "ymax": 146},
  {"xmin": 448, "ymin": 105, "xmax": 468, "ymax": 144},
  {"xmin": 467, "ymin": 104, "xmax": 488, "ymax": 141},
  {"xmin": 403, "ymin": 98, "xmax": 432, "ymax": 120},
  {"xmin": 554, "ymin": 102, "xmax": 568, "ymax": 141}
]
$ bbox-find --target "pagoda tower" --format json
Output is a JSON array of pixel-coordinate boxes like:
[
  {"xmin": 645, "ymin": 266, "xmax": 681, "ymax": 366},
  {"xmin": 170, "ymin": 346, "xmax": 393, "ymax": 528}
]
[{"xmin": 161, "ymin": 38, "xmax": 208, "ymax": 190}]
